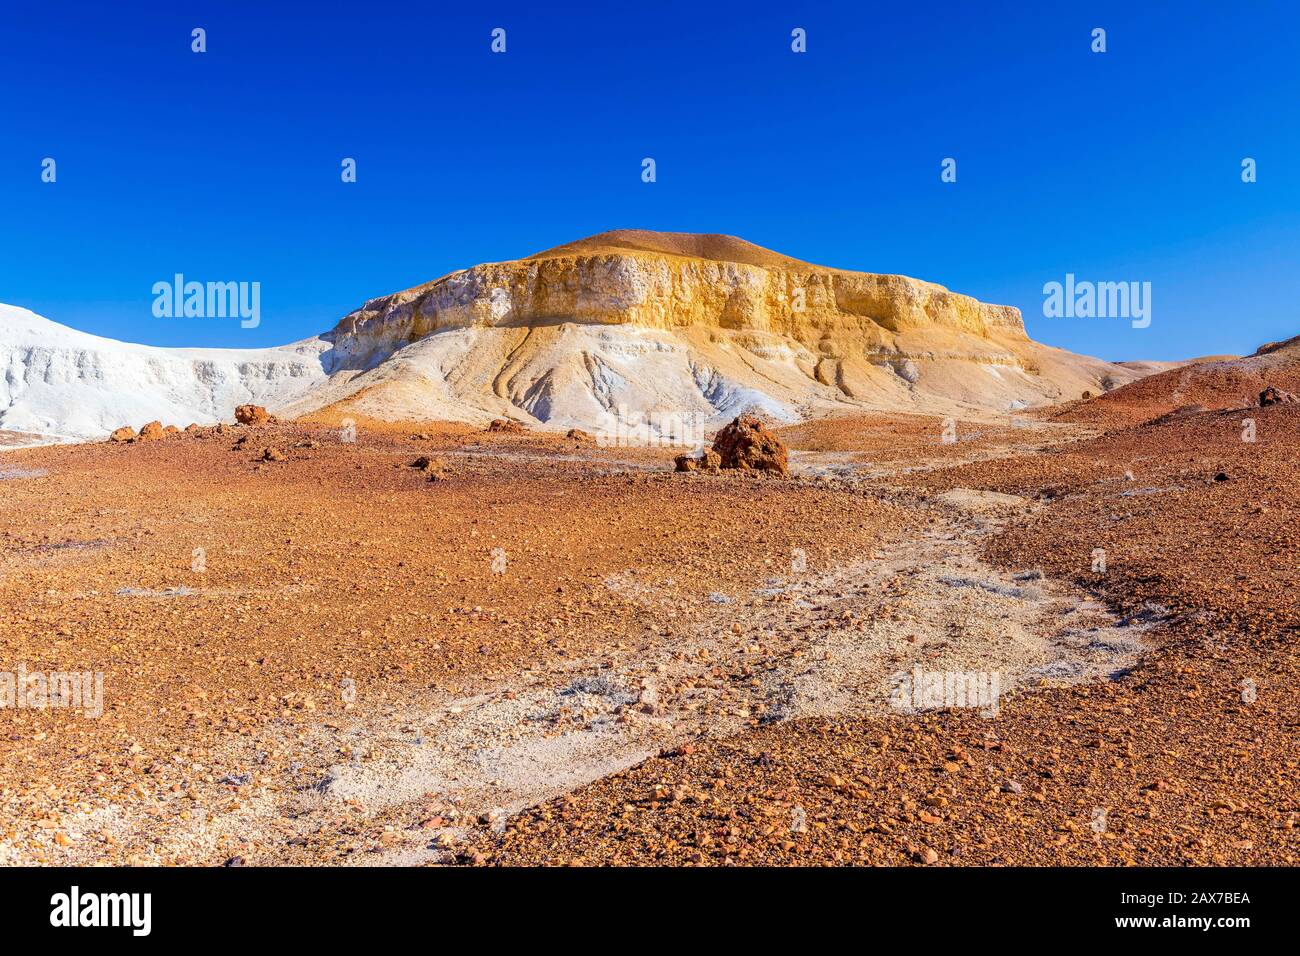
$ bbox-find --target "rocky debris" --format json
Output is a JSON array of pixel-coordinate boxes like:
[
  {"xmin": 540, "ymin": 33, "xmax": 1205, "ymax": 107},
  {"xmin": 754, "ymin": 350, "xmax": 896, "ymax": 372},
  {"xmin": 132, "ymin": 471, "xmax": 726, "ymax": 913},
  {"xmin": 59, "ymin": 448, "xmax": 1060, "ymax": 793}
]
[
  {"xmin": 163, "ymin": 425, "xmax": 180, "ymax": 436},
  {"xmin": 108, "ymin": 426, "xmax": 135, "ymax": 443},
  {"xmin": 566, "ymin": 429, "xmax": 593, "ymax": 442},
  {"xmin": 711, "ymin": 414, "xmax": 789, "ymax": 475},
  {"xmin": 136, "ymin": 421, "xmax": 165, "ymax": 442},
  {"xmin": 184, "ymin": 423, "xmax": 202, "ymax": 434},
  {"xmin": 1147, "ymin": 404, "xmax": 1208, "ymax": 427},
  {"xmin": 235, "ymin": 404, "xmax": 275, "ymax": 425},
  {"xmin": 913, "ymin": 846, "xmax": 940, "ymax": 865},
  {"xmin": 487, "ymin": 418, "xmax": 525, "ymax": 434},
  {"xmin": 1259, "ymin": 386, "xmax": 1298, "ymax": 407},
  {"xmin": 259, "ymin": 447, "xmax": 286, "ymax": 462},
  {"xmin": 408, "ymin": 456, "xmax": 447, "ymax": 480},
  {"xmin": 673, "ymin": 448, "xmax": 721, "ymax": 473}
]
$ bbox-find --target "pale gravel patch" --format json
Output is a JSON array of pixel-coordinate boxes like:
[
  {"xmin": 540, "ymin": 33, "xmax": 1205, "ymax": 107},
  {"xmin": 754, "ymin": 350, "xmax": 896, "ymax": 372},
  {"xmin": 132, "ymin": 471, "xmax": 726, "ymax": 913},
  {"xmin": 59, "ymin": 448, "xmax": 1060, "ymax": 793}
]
[
  {"xmin": 25, "ymin": 479, "xmax": 1154, "ymax": 867},
  {"xmin": 289, "ymin": 488, "xmax": 1153, "ymax": 865}
]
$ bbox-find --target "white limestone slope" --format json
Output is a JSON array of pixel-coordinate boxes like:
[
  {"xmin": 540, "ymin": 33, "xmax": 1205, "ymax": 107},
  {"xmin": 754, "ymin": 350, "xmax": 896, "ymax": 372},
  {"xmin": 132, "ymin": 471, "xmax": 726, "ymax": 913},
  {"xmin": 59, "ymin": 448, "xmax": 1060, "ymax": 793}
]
[
  {"xmin": 281, "ymin": 323, "xmax": 812, "ymax": 438},
  {"xmin": 0, "ymin": 304, "xmax": 329, "ymax": 440}
]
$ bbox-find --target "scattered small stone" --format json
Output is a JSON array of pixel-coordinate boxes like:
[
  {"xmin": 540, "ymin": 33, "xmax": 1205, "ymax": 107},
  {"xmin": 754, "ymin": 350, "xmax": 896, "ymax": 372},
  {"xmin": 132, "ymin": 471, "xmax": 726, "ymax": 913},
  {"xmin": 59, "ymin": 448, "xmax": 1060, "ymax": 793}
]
[
  {"xmin": 1259, "ymin": 385, "xmax": 1298, "ymax": 406},
  {"xmin": 409, "ymin": 455, "xmax": 441, "ymax": 471},
  {"xmin": 674, "ymin": 448, "xmax": 721, "ymax": 473}
]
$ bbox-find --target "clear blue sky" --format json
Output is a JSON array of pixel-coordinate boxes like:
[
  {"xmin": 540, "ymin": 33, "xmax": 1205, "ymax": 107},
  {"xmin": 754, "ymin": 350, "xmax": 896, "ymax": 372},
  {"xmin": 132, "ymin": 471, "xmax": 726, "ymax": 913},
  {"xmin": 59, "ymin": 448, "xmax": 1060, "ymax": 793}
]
[{"xmin": 2, "ymin": 0, "xmax": 1297, "ymax": 360}]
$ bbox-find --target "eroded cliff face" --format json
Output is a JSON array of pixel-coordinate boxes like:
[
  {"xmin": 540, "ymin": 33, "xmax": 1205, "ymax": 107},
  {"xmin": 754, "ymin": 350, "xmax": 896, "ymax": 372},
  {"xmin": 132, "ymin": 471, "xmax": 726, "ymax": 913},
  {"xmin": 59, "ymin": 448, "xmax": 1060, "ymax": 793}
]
[
  {"xmin": 293, "ymin": 231, "xmax": 1142, "ymax": 431},
  {"xmin": 326, "ymin": 237, "xmax": 1027, "ymax": 373},
  {"xmin": 0, "ymin": 233, "xmax": 1151, "ymax": 440}
]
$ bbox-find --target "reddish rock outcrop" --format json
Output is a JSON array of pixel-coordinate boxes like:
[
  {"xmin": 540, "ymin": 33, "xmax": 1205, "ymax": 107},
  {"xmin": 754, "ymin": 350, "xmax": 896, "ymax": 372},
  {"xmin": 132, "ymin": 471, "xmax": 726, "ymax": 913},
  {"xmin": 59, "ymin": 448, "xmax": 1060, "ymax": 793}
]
[
  {"xmin": 137, "ymin": 421, "xmax": 165, "ymax": 441},
  {"xmin": 108, "ymin": 426, "xmax": 135, "ymax": 443},
  {"xmin": 235, "ymin": 404, "xmax": 275, "ymax": 425},
  {"xmin": 487, "ymin": 418, "xmax": 525, "ymax": 433},
  {"xmin": 710, "ymin": 414, "xmax": 789, "ymax": 475},
  {"xmin": 674, "ymin": 448, "xmax": 721, "ymax": 473},
  {"xmin": 1259, "ymin": 386, "xmax": 1298, "ymax": 407}
]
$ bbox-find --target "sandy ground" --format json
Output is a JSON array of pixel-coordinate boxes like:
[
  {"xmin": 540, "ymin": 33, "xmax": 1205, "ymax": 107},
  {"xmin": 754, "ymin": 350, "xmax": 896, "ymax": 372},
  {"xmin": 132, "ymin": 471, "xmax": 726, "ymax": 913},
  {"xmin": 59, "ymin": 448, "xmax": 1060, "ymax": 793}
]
[{"xmin": 0, "ymin": 408, "xmax": 1295, "ymax": 866}]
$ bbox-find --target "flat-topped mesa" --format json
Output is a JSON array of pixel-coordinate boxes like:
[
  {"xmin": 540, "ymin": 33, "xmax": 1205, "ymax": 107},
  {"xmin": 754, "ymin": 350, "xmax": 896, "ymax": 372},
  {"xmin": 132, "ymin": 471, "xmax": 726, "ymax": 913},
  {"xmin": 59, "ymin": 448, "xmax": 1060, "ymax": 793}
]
[
  {"xmin": 326, "ymin": 230, "xmax": 1027, "ymax": 370},
  {"xmin": 0, "ymin": 234, "xmax": 1149, "ymax": 439}
]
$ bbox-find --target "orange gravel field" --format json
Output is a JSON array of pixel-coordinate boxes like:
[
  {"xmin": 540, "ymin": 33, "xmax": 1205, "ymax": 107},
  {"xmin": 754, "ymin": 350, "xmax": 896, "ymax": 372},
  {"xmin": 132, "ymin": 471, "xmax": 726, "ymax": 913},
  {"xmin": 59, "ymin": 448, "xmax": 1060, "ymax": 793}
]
[{"xmin": 0, "ymin": 408, "xmax": 1295, "ymax": 866}]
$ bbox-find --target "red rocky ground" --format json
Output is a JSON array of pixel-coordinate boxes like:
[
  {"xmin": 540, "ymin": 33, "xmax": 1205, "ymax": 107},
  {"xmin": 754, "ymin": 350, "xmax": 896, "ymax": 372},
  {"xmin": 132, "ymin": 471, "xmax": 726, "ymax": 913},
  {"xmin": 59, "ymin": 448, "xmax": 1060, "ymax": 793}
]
[{"xmin": 0, "ymin": 402, "xmax": 1295, "ymax": 866}]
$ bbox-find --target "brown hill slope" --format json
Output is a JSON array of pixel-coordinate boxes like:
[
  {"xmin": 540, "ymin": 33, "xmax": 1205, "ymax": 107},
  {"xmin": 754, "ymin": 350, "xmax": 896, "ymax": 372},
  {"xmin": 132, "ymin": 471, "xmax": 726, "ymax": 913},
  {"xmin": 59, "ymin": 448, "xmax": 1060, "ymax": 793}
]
[
  {"xmin": 525, "ymin": 229, "xmax": 824, "ymax": 271},
  {"xmin": 1057, "ymin": 336, "xmax": 1300, "ymax": 428}
]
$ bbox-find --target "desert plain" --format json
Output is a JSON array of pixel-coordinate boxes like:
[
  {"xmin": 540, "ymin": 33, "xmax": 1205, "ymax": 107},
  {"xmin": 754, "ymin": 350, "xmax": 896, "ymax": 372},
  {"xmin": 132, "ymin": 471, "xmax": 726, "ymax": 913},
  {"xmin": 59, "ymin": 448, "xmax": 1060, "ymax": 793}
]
[{"xmin": 0, "ymin": 390, "xmax": 1296, "ymax": 867}]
